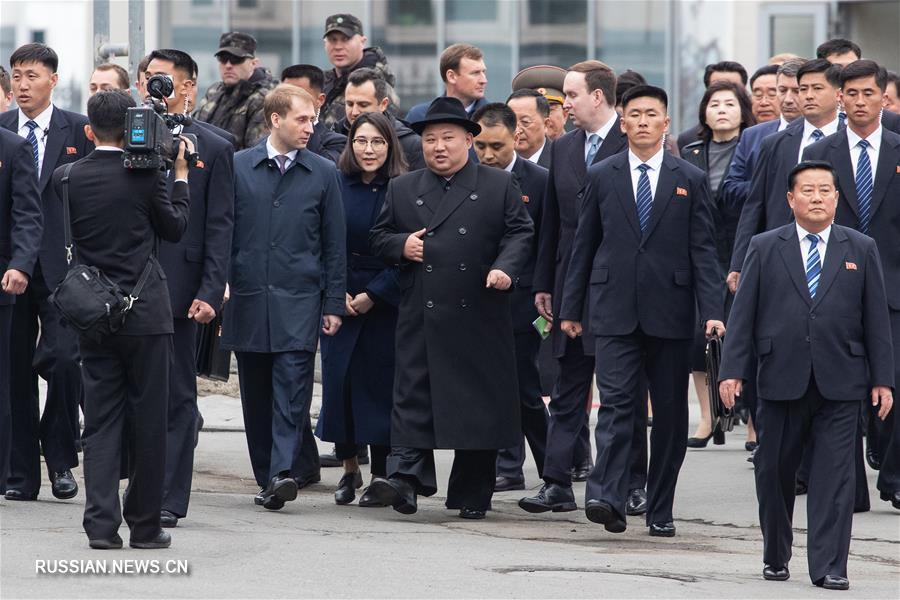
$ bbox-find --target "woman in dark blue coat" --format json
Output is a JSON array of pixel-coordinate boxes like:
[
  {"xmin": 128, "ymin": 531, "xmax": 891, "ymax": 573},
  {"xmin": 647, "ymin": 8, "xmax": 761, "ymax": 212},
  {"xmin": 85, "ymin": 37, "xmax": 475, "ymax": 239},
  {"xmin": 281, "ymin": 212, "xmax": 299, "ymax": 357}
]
[{"xmin": 316, "ymin": 112, "xmax": 407, "ymax": 505}]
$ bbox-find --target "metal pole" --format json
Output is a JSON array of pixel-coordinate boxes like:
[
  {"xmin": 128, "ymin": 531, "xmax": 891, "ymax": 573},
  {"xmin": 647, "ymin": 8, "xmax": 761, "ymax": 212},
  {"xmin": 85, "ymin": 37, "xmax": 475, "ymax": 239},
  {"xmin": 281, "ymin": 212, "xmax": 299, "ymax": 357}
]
[
  {"xmin": 435, "ymin": 0, "xmax": 446, "ymax": 96},
  {"xmin": 586, "ymin": 0, "xmax": 596, "ymax": 60},
  {"xmin": 291, "ymin": 0, "xmax": 301, "ymax": 64},
  {"xmin": 129, "ymin": 0, "xmax": 145, "ymax": 86},
  {"xmin": 222, "ymin": 0, "xmax": 231, "ymax": 33},
  {"xmin": 93, "ymin": 0, "xmax": 110, "ymax": 68},
  {"xmin": 510, "ymin": 0, "xmax": 520, "ymax": 83}
]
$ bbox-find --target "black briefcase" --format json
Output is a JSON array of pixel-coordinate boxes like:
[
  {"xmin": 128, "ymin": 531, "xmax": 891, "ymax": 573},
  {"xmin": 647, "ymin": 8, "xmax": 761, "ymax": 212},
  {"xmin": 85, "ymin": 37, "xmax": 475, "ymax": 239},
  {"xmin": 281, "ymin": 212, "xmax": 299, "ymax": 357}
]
[
  {"xmin": 705, "ymin": 333, "xmax": 735, "ymax": 443},
  {"xmin": 195, "ymin": 314, "xmax": 231, "ymax": 382}
]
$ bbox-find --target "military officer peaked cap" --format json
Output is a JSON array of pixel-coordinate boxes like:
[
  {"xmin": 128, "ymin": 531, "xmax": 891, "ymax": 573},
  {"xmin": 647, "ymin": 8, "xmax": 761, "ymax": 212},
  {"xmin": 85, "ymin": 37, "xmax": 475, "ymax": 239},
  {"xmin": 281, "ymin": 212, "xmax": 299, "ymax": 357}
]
[{"xmin": 512, "ymin": 65, "xmax": 567, "ymax": 105}]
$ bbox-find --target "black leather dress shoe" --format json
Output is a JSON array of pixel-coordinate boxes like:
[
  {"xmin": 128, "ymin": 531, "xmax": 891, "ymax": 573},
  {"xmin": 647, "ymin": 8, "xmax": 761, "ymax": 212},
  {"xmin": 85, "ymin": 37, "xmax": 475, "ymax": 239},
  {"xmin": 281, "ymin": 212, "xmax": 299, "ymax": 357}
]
[
  {"xmin": 648, "ymin": 521, "xmax": 676, "ymax": 537},
  {"xmin": 866, "ymin": 444, "xmax": 882, "ymax": 470},
  {"xmin": 494, "ymin": 475, "xmax": 525, "ymax": 492},
  {"xmin": 50, "ymin": 470, "xmax": 78, "ymax": 499},
  {"xmin": 625, "ymin": 488, "xmax": 647, "ymax": 516},
  {"xmin": 160, "ymin": 510, "xmax": 178, "ymax": 528},
  {"xmin": 89, "ymin": 534, "xmax": 123, "ymax": 550},
  {"xmin": 334, "ymin": 471, "xmax": 363, "ymax": 505},
  {"xmin": 319, "ymin": 446, "xmax": 370, "ymax": 468},
  {"xmin": 254, "ymin": 489, "xmax": 265, "ymax": 506},
  {"xmin": 261, "ymin": 474, "xmax": 298, "ymax": 511},
  {"xmin": 815, "ymin": 575, "xmax": 849, "ymax": 590},
  {"xmin": 762, "ymin": 564, "xmax": 790, "ymax": 581},
  {"xmin": 366, "ymin": 477, "xmax": 417, "ymax": 514},
  {"xmin": 747, "ymin": 447, "xmax": 757, "ymax": 463},
  {"xmin": 193, "ymin": 413, "xmax": 204, "ymax": 449},
  {"xmin": 518, "ymin": 483, "xmax": 577, "ymax": 513},
  {"xmin": 879, "ymin": 490, "xmax": 900, "ymax": 510},
  {"xmin": 358, "ymin": 486, "xmax": 389, "ymax": 507},
  {"xmin": 294, "ymin": 473, "xmax": 321, "ymax": 490},
  {"xmin": 130, "ymin": 530, "xmax": 171, "ymax": 549},
  {"xmin": 4, "ymin": 489, "xmax": 38, "ymax": 501},
  {"xmin": 458, "ymin": 507, "xmax": 486, "ymax": 519},
  {"xmin": 584, "ymin": 499, "xmax": 626, "ymax": 533},
  {"xmin": 571, "ymin": 462, "xmax": 592, "ymax": 482},
  {"xmin": 795, "ymin": 479, "xmax": 808, "ymax": 495}
]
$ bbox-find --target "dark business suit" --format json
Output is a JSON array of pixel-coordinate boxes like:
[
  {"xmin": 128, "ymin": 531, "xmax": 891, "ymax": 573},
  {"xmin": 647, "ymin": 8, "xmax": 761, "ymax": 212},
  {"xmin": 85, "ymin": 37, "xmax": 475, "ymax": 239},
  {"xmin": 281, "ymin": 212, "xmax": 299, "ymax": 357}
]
[
  {"xmin": 158, "ymin": 121, "xmax": 234, "ymax": 519},
  {"xmin": 721, "ymin": 119, "xmax": 782, "ymax": 217},
  {"xmin": 1, "ymin": 107, "xmax": 91, "ymax": 498},
  {"xmin": 560, "ymin": 151, "xmax": 723, "ymax": 525},
  {"xmin": 196, "ymin": 120, "xmax": 238, "ymax": 151},
  {"xmin": 307, "ymin": 120, "xmax": 347, "ymax": 164},
  {"xmin": 804, "ymin": 127, "xmax": 900, "ymax": 503},
  {"xmin": 534, "ymin": 119, "xmax": 645, "ymax": 488},
  {"xmin": 496, "ymin": 158, "xmax": 550, "ymax": 481},
  {"xmin": 53, "ymin": 150, "xmax": 190, "ymax": 543},
  {"xmin": 535, "ymin": 138, "xmax": 553, "ymax": 170},
  {"xmin": 719, "ymin": 223, "xmax": 893, "ymax": 583},
  {"xmin": 0, "ymin": 129, "xmax": 42, "ymax": 493}
]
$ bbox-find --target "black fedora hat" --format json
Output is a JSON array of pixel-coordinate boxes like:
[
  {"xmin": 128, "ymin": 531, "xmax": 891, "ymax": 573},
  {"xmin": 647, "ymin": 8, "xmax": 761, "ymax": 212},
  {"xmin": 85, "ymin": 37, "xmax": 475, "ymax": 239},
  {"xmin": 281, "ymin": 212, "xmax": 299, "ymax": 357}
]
[{"xmin": 410, "ymin": 97, "xmax": 481, "ymax": 136}]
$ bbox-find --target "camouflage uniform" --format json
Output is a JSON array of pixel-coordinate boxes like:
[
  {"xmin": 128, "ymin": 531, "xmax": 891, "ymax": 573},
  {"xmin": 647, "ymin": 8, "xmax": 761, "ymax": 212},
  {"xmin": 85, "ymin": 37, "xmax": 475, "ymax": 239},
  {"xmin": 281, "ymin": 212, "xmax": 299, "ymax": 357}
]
[
  {"xmin": 320, "ymin": 46, "xmax": 398, "ymax": 130},
  {"xmin": 194, "ymin": 67, "xmax": 277, "ymax": 150}
]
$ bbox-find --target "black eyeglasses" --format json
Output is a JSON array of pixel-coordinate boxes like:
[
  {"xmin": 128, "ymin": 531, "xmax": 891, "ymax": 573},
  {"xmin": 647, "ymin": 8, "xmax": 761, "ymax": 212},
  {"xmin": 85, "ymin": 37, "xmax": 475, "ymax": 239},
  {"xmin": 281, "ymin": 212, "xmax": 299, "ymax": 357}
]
[{"xmin": 217, "ymin": 55, "xmax": 248, "ymax": 66}]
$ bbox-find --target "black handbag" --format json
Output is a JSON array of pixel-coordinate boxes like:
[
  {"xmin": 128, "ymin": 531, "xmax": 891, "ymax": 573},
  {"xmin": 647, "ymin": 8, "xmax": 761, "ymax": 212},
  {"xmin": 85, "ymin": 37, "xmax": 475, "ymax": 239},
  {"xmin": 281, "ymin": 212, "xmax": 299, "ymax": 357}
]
[
  {"xmin": 195, "ymin": 314, "xmax": 231, "ymax": 382},
  {"xmin": 705, "ymin": 332, "xmax": 736, "ymax": 442},
  {"xmin": 50, "ymin": 163, "xmax": 155, "ymax": 343}
]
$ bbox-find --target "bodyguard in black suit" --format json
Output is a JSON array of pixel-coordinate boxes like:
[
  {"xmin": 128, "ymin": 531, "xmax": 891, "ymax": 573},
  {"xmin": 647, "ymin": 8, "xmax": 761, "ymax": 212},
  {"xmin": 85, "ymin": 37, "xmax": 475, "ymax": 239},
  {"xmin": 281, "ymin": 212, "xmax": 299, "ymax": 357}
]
[
  {"xmin": 0, "ymin": 128, "xmax": 42, "ymax": 493},
  {"xmin": 802, "ymin": 60, "xmax": 900, "ymax": 511},
  {"xmin": 719, "ymin": 162, "xmax": 893, "ymax": 589},
  {"xmin": 144, "ymin": 50, "xmax": 235, "ymax": 527},
  {"xmin": 558, "ymin": 86, "xmax": 724, "ymax": 536},
  {"xmin": 3, "ymin": 44, "xmax": 92, "ymax": 501},
  {"xmin": 471, "ymin": 103, "xmax": 549, "ymax": 491},
  {"xmin": 55, "ymin": 91, "xmax": 191, "ymax": 549}
]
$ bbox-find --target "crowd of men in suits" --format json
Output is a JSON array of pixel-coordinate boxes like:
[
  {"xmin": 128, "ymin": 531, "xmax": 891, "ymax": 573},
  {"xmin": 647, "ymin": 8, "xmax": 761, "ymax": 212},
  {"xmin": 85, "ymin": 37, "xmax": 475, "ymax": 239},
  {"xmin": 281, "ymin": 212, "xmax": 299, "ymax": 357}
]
[{"xmin": 1, "ymin": 13, "xmax": 899, "ymax": 589}]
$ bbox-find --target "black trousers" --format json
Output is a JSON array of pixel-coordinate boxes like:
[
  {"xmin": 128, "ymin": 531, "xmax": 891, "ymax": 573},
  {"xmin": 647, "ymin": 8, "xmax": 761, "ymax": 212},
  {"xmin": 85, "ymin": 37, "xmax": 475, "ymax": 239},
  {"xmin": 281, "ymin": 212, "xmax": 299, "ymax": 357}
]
[
  {"xmin": 496, "ymin": 331, "xmax": 549, "ymax": 479},
  {"xmin": 0, "ymin": 305, "xmax": 12, "ymax": 492},
  {"xmin": 7, "ymin": 264, "xmax": 81, "ymax": 495},
  {"xmin": 589, "ymin": 331, "xmax": 690, "ymax": 525},
  {"xmin": 755, "ymin": 381, "xmax": 858, "ymax": 583},
  {"xmin": 236, "ymin": 350, "xmax": 317, "ymax": 486},
  {"xmin": 796, "ymin": 416, "xmax": 870, "ymax": 511},
  {"xmin": 161, "ymin": 318, "xmax": 198, "ymax": 518},
  {"xmin": 539, "ymin": 338, "xmax": 591, "ymax": 469},
  {"xmin": 80, "ymin": 334, "xmax": 171, "ymax": 542},
  {"xmin": 387, "ymin": 446, "xmax": 497, "ymax": 511},
  {"xmin": 336, "ymin": 442, "xmax": 389, "ymax": 477},
  {"xmin": 877, "ymin": 309, "xmax": 900, "ymax": 496}
]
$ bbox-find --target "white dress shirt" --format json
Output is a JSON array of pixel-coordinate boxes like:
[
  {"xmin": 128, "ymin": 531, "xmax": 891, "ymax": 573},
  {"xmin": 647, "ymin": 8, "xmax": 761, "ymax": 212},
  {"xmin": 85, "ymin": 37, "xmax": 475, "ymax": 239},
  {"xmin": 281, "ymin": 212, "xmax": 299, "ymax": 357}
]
[
  {"xmin": 847, "ymin": 125, "xmax": 882, "ymax": 180},
  {"xmin": 628, "ymin": 146, "xmax": 665, "ymax": 201},
  {"xmin": 503, "ymin": 154, "xmax": 516, "ymax": 173},
  {"xmin": 778, "ymin": 116, "xmax": 790, "ymax": 132},
  {"xmin": 584, "ymin": 113, "xmax": 618, "ymax": 162},
  {"xmin": 17, "ymin": 104, "xmax": 53, "ymax": 178},
  {"xmin": 525, "ymin": 140, "xmax": 546, "ymax": 165},
  {"xmin": 797, "ymin": 223, "xmax": 830, "ymax": 268},
  {"xmin": 266, "ymin": 137, "xmax": 298, "ymax": 170},
  {"xmin": 798, "ymin": 116, "xmax": 839, "ymax": 162}
]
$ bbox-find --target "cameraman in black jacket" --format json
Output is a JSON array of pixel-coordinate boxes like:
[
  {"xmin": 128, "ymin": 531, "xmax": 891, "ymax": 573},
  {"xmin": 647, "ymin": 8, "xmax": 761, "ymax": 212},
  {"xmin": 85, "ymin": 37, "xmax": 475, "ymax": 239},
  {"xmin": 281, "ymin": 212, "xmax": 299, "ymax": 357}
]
[{"xmin": 51, "ymin": 91, "xmax": 191, "ymax": 550}]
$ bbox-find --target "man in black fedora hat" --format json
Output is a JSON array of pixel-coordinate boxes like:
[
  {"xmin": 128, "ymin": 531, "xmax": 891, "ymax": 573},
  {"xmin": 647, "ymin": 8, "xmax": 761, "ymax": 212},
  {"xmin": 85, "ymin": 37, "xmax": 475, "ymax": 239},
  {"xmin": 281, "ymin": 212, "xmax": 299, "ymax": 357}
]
[{"xmin": 368, "ymin": 97, "xmax": 534, "ymax": 519}]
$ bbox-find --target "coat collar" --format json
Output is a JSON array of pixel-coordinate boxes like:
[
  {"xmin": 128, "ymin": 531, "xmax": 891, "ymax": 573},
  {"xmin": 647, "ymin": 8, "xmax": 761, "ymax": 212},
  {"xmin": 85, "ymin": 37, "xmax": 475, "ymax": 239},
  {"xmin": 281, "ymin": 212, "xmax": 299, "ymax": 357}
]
[
  {"xmin": 777, "ymin": 223, "xmax": 848, "ymax": 307},
  {"xmin": 249, "ymin": 137, "xmax": 316, "ymax": 172},
  {"xmin": 417, "ymin": 159, "xmax": 479, "ymax": 231}
]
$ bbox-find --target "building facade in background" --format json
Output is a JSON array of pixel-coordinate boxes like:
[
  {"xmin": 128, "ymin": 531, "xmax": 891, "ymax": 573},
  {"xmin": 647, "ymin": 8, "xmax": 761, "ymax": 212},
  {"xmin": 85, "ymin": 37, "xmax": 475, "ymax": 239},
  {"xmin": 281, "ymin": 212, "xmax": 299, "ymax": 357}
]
[{"xmin": 1, "ymin": 0, "xmax": 898, "ymax": 134}]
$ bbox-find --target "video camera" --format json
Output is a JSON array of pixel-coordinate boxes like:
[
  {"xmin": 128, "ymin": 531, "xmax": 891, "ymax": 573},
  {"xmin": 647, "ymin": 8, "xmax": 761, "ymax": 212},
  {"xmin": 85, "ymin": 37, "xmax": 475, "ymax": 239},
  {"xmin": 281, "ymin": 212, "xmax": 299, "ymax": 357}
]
[{"xmin": 123, "ymin": 74, "xmax": 199, "ymax": 170}]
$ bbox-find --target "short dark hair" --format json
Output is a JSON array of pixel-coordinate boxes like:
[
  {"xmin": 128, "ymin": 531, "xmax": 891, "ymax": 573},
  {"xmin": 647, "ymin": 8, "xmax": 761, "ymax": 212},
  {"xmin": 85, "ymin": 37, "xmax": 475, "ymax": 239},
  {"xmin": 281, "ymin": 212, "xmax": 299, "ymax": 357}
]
[
  {"xmin": 0, "ymin": 66, "xmax": 9, "ymax": 95},
  {"xmin": 797, "ymin": 58, "xmax": 842, "ymax": 87},
  {"xmin": 338, "ymin": 111, "xmax": 407, "ymax": 179},
  {"xmin": 281, "ymin": 64, "xmax": 324, "ymax": 91},
  {"xmin": 93, "ymin": 63, "xmax": 131, "ymax": 90},
  {"xmin": 136, "ymin": 54, "xmax": 151, "ymax": 82},
  {"xmin": 505, "ymin": 89, "xmax": 550, "ymax": 118},
  {"xmin": 750, "ymin": 64, "xmax": 779, "ymax": 88},
  {"xmin": 888, "ymin": 71, "xmax": 900, "ymax": 97},
  {"xmin": 87, "ymin": 90, "xmax": 136, "ymax": 142},
  {"xmin": 472, "ymin": 102, "xmax": 517, "ymax": 135},
  {"xmin": 10, "ymin": 43, "xmax": 58, "ymax": 73},
  {"xmin": 697, "ymin": 81, "xmax": 755, "ymax": 143},
  {"xmin": 347, "ymin": 68, "xmax": 389, "ymax": 102},
  {"xmin": 569, "ymin": 60, "xmax": 617, "ymax": 105},
  {"xmin": 621, "ymin": 84, "xmax": 668, "ymax": 111},
  {"xmin": 147, "ymin": 49, "xmax": 195, "ymax": 79},
  {"xmin": 615, "ymin": 69, "xmax": 646, "ymax": 107},
  {"xmin": 439, "ymin": 44, "xmax": 483, "ymax": 83},
  {"xmin": 839, "ymin": 59, "xmax": 887, "ymax": 91},
  {"xmin": 816, "ymin": 38, "xmax": 862, "ymax": 61},
  {"xmin": 703, "ymin": 61, "xmax": 748, "ymax": 88},
  {"xmin": 788, "ymin": 160, "xmax": 838, "ymax": 191}
]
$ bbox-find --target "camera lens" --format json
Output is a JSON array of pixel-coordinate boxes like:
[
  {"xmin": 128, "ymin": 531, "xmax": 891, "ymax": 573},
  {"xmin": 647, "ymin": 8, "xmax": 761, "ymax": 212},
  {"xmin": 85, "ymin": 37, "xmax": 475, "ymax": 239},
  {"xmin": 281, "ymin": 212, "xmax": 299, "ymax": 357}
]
[{"xmin": 146, "ymin": 74, "xmax": 174, "ymax": 100}]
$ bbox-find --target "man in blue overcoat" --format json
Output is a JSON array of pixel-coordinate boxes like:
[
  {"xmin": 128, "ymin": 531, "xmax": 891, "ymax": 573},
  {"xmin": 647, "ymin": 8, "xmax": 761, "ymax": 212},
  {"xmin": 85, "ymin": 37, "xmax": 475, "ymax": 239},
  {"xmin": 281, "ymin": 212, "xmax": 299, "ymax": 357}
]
[{"xmin": 222, "ymin": 84, "xmax": 346, "ymax": 511}]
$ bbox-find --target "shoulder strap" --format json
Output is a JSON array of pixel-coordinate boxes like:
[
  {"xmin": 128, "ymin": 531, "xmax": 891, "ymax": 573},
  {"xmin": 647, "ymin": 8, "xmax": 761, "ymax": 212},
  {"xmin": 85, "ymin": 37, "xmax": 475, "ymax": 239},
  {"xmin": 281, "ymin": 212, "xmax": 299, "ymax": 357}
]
[
  {"xmin": 125, "ymin": 257, "xmax": 155, "ymax": 311},
  {"xmin": 61, "ymin": 162, "xmax": 75, "ymax": 265}
]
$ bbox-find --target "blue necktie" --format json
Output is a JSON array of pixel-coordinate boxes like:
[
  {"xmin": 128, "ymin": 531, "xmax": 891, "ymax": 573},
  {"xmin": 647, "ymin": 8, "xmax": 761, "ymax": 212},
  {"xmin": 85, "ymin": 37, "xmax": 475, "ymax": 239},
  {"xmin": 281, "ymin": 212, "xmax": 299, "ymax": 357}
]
[
  {"xmin": 585, "ymin": 133, "xmax": 601, "ymax": 167},
  {"xmin": 811, "ymin": 128, "xmax": 824, "ymax": 143},
  {"xmin": 25, "ymin": 120, "xmax": 40, "ymax": 175},
  {"xmin": 635, "ymin": 164, "xmax": 653, "ymax": 232},
  {"xmin": 805, "ymin": 233, "xmax": 822, "ymax": 299},
  {"xmin": 838, "ymin": 111, "xmax": 847, "ymax": 129},
  {"xmin": 855, "ymin": 139, "xmax": 873, "ymax": 235}
]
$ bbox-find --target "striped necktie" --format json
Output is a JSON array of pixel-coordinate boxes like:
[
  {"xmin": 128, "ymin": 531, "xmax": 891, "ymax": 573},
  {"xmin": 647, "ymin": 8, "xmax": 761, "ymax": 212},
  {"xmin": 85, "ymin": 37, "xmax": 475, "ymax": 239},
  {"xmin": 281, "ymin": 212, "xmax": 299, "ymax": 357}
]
[
  {"xmin": 805, "ymin": 233, "xmax": 822, "ymax": 299},
  {"xmin": 635, "ymin": 163, "xmax": 653, "ymax": 232},
  {"xmin": 855, "ymin": 139, "xmax": 873, "ymax": 235},
  {"xmin": 25, "ymin": 120, "xmax": 40, "ymax": 175},
  {"xmin": 811, "ymin": 128, "xmax": 824, "ymax": 143},
  {"xmin": 585, "ymin": 133, "xmax": 601, "ymax": 167}
]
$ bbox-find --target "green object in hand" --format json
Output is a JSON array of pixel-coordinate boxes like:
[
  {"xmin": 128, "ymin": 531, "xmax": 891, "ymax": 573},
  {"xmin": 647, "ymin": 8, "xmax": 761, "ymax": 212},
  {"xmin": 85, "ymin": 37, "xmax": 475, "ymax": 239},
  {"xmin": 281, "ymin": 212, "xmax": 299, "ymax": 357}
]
[{"xmin": 532, "ymin": 315, "xmax": 550, "ymax": 340}]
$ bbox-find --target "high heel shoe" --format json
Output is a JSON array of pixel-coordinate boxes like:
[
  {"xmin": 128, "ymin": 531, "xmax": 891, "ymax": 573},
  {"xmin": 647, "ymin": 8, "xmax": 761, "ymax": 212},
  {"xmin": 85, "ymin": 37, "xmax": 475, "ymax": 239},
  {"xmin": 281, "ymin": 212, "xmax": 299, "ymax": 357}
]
[
  {"xmin": 686, "ymin": 432, "xmax": 713, "ymax": 448},
  {"xmin": 745, "ymin": 441, "xmax": 758, "ymax": 452}
]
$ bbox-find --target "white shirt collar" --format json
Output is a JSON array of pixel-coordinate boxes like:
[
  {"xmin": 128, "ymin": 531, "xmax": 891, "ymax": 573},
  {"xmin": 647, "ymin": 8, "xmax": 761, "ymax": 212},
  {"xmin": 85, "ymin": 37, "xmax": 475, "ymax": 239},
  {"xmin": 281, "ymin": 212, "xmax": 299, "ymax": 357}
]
[
  {"xmin": 18, "ymin": 104, "xmax": 53, "ymax": 133},
  {"xmin": 627, "ymin": 146, "xmax": 665, "ymax": 172},
  {"xmin": 266, "ymin": 137, "xmax": 298, "ymax": 162},
  {"xmin": 524, "ymin": 139, "xmax": 546, "ymax": 163},
  {"xmin": 778, "ymin": 115, "xmax": 790, "ymax": 131},
  {"xmin": 503, "ymin": 154, "xmax": 517, "ymax": 173},
  {"xmin": 587, "ymin": 113, "xmax": 618, "ymax": 142},
  {"xmin": 94, "ymin": 146, "xmax": 124, "ymax": 152},
  {"xmin": 847, "ymin": 125, "xmax": 882, "ymax": 152},
  {"xmin": 796, "ymin": 222, "xmax": 831, "ymax": 246},
  {"xmin": 802, "ymin": 116, "xmax": 840, "ymax": 140}
]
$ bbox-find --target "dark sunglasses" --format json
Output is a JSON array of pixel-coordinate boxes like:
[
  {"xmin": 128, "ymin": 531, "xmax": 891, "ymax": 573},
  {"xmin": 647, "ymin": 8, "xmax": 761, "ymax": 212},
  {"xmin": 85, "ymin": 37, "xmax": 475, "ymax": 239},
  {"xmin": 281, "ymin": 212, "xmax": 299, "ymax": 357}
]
[{"xmin": 217, "ymin": 54, "xmax": 248, "ymax": 66}]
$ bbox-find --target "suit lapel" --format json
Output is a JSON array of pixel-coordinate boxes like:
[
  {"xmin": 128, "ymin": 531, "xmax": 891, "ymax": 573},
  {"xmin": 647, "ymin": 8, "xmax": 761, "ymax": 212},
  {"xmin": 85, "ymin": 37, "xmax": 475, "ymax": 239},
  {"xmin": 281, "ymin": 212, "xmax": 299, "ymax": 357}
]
[
  {"xmin": 568, "ymin": 129, "xmax": 587, "ymax": 186},
  {"xmin": 641, "ymin": 155, "xmax": 677, "ymax": 242},
  {"xmin": 871, "ymin": 133, "xmax": 900, "ymax": 218},
  {"xmin": 777, "ymin": 228, "xmax": 813, "ymax": 307},
  {"xmin": 428, "ymin": 160, "xmax": 478, "ymax": 231},
  {"xmin": 611, "ymin": 155, "xmax": 641, "ymax": 240},
  {"xmin": 40, "ymin": 108, "xmax": 69, "ymax": 191},
  {"xmin": 417, "ymin": 172, "xmax": 443, "ymax": 217},
  {"xmin": 811, "ymin": 227, "xmax": 848, "ymax": 309},
  {"xmin": 0, "ymin": 111, "xmax": 16, "ymax": 134},
  {"xmin": 595, "ymin": 118, "xmax": 626, "ymax": 164},
  {"xmin": 830, "ymin": 132, "xmax": 859, "ymax": 217}
]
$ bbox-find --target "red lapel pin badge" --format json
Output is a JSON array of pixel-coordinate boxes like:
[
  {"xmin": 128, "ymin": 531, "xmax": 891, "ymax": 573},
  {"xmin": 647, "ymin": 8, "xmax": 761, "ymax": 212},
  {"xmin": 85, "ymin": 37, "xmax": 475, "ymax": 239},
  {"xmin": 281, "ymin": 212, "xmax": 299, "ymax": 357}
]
[
  {"xmin": 845, "ymin": 261, "xmax": 858, "ymax": 270},
  {"xmin": 66, "ymin": 147, "xmax": 77, "ymax": 155},
  {"xmin": 676, "ymin": 187, "xmax": 688, "ymax": 197},
  {"xmin": 522, "ymin": 195, "xmax": 529, "ymax": 203}
]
